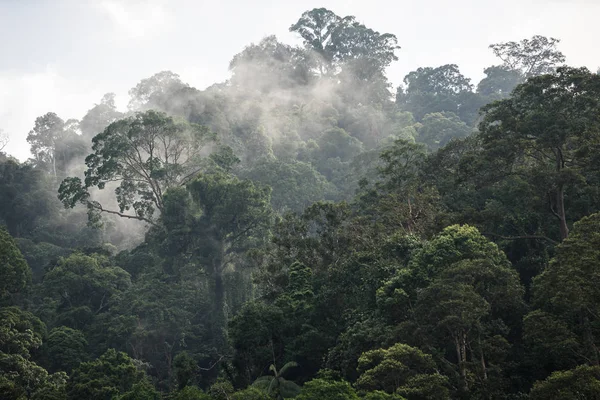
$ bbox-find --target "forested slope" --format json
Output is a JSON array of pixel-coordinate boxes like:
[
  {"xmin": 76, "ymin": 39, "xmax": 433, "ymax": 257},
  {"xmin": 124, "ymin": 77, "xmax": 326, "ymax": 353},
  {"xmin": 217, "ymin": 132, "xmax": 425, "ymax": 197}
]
[{"xmin": 2, "ymin": 8, "xmax": 600, "ymax": 400}]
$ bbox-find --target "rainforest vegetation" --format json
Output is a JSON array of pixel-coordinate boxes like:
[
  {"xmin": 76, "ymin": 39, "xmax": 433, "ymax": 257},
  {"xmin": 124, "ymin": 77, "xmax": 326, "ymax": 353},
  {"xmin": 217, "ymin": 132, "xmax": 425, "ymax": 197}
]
[{"xmin": 2, "ymin": 7, "xmax": 600, "ymax": 400}]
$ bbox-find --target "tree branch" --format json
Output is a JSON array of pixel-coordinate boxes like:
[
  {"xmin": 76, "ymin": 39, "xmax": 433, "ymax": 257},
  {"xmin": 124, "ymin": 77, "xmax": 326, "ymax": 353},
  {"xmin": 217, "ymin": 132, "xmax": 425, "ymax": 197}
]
[
  {"xmin": 89, "ymin": 201, "xmax": 158, "ymax": 226},
  {"xmin": 482, "ymin": 232, "xmax": 558, "ymax": 245}
]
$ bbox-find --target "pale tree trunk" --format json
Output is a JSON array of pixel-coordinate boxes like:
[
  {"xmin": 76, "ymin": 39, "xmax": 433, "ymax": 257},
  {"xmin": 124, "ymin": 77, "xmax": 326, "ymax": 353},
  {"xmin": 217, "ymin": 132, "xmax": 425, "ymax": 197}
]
[
  {"xmin": 455, "ymin": 331, "xmax": 469, "ymax": 393},
  {"xmin": 556, "ymin": 185, "xmax": 569, "ymax": 240}
]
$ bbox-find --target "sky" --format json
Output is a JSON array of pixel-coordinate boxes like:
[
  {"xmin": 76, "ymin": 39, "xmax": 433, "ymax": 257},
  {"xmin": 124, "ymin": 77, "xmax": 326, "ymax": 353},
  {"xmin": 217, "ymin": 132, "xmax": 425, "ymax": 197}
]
[{"xmin": 1, "ymin": 0, "xmax": 599, "ymax": 161}]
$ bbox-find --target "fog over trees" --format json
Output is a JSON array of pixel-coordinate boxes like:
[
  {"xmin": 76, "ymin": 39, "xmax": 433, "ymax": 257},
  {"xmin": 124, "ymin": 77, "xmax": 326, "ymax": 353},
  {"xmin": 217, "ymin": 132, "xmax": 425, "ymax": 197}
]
[{"xmin": 2, "ymin": 6, "xmax": 600, "ymax": 400}]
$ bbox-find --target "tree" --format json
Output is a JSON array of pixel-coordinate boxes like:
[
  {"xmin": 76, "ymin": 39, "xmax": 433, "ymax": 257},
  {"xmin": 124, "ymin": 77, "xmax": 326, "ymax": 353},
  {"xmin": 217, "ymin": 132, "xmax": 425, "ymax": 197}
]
[
  {"xmin": 128, "ymin": 71, "xmax": 189, "ymax": 111},
  {"xmin": 289, "ymin": 8, "xmax": 341, "ymax": 74},
  {"xmin": 58, "ymin": 110, "xmax": 216, "ymax": 225},
  {"xmin": 478, "ymin": 67, "xmax": 600, "ymax": 239},
  {"xmin": 252, "ymin": 362, "xmax": 301, "ymax": 400},
  {"xmin": 0, "ymin": 307, "xmax": 67, "ymax": 400},
  {"xmin": 173, "ymin": 386, "xmax": 211, "ymax": 400},
  {"xmin": 356, "ymin": 343, "xmax": 445, "ymax": 395},
  {"xmin": 241, "ymin": 158, "xmax": 336, "ymax": 213},
  {"xmin": 374, "ymin": 139, "xmax": 440, "ymax": 236},
  {"xmin": 0, "ymin": 160, "xmax": 57, "ymax": 237},
  {"xmin": 159, "ymin": 171, "xmax": 273, "ymax": 351},
  {"xmin": 529, "ymin": 365, "xmax": 600, "ymax": 400},
  {"xmin": 115, "ymin": 378, "xmax": 160, "ymax": 400},
  {"xmin": 290, "ymin": 8, "xmax": 399, "ymax": 78},
  {"xmin": 476, "ymin": 66, "xmax": 523, "ymax": 98},
  {"xmin": 44, "ymin": 327, "xmax": 88, "ymax": 373},
  {"xmin": 43, "ymin": 253, "xmax": 130, "ymax": 329},
  {"xmin": 229, "ymin": 302, "xmax": 285, "ymax": 385},
  {"xmin": 530, "ymin": 212, "xmax": 600, "ymax": 366},
  {"xmin": 67, "ymin": 349, "xmax": 146, "ymax": 400},
  {"xmin": 398, "ymin": 64, "xmax": 475, "ymax": 122},
  {"xmin": 378, "ymin": 225, "xmax": 523, "ymax": 394},
  {"xmin": 27, "ymin": 113, "xmax": 86, "ymax": 178},
  {"xmin": 296, "ymin": 378, "xmax": 359, "ymax": 400},
  {"xmin": 232, "ymin": 387, "xmax": 270, "ymax": 400},
  {"xmin": 489, "ymin": 35, "xmax": 565, "ymax": 77},
  {"xmin": 416, "ymin": 112, "xmax": 472, "ymax": 152},
  {"xmin": 0, "ymin": 227, "xmax": 31, "ymax": 302},
  {"xmin": 229, "ymin": 35, "xmax": 313, "ymax": 90},
  {"xmin": 80, "ymin": 93, "xmax": 123, "ymax": 141},
  {"xmin": 27, "ymin": 112, "xmax": 64, "ymax": 177}
]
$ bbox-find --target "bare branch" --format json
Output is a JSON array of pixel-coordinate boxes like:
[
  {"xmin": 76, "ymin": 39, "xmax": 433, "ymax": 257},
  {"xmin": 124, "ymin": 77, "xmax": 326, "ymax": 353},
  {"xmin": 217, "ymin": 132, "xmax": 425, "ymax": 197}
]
[
  {"xmin": 0, "ymin": 129, "xmax": 8, "ymax": 152},
  {"xmin": 482, "ymin": 232, "xmax": 558, "ymax": 245}
]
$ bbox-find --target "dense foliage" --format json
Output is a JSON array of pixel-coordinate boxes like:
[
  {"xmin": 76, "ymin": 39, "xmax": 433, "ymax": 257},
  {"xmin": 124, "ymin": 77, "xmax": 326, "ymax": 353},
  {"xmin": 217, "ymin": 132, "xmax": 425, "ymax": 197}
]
[{"xmin": 2, "ymin": 7, "xmax": 600, "ymax": 399}]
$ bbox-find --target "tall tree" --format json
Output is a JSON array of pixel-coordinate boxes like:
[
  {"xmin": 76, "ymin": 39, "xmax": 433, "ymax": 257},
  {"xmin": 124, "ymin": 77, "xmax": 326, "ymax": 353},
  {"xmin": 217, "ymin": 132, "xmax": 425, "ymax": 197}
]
[
  {"xmin": 489, "ymin": 35, "xmax": 566, "ymax": 77},
  {"xmin": 80, "ymin": 93, "xmax": 123, "ymax": 141},
  {"xmin": 529, "ymin": 212, "xmax": 600, "ymax": 366},
  {"xmin": 290, "ymin": 8, "xmax": 399, "ymax": 78},
  {"xmin": 58, "ymin": 111, "xmax": 216, "ymax": 225},
  {"xmin": 289, "ymin": 8, "xmax": 340, "ymax": 74},
  {"xmin": 398, "ymin": 64, "xmax": 477, "ymax": 123},
  {"xmin": 158, "ymin": 171, "xmax": 273, "ymax": 350},
  {"xmin": 128, "ymin": 71, "xmax": 189, "ymax": 111},
  {"xmin": 478, "ymin": 67, "xmax": 600, "ymax": 239}
]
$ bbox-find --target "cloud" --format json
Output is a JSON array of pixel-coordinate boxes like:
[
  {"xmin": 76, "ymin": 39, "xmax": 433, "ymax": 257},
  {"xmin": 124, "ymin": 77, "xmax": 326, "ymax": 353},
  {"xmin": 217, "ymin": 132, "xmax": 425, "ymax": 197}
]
[
  {"xmin": 98, "ymin": 0, "xmax": 172, "ymax": 39},
  {"xmin": 0, "ymin": 66, "xmax": 106, "ymax": 161}
]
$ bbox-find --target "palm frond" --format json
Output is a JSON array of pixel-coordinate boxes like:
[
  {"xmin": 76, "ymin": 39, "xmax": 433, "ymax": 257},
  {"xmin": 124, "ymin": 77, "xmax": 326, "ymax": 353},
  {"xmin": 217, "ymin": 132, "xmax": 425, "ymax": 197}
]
[
  {"xmin": 278, "ymin": 361, "xmax": 298, "ymax": 377},
  {"xmin": 279, "ymin": 379, "xmax": 301, "ymax": 398}
]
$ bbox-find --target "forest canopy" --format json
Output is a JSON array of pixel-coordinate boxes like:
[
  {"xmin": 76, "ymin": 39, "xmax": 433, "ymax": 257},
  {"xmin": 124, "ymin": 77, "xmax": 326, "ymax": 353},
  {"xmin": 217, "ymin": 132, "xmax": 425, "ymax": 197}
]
[{"xmin": 2, "ymin": 6, "xmax": 600, "ymax": 400}]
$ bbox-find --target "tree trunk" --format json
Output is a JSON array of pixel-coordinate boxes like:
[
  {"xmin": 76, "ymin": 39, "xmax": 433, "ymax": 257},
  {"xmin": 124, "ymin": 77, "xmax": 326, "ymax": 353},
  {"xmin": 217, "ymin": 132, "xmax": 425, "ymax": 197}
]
[
  {"xmin": 211, "ymin": 242, "xmax": 227, "ymax": 350},
  {"xmin": 480, "ymin": 346, "xmax": 488, "ymax": 381},
  {"xmin": 455, "ymin": 332, "xmax": 469, "ymax": 393},
  {"xmin": 583, "ymin": 315, "xmax": 600, "ymax": 366},
  {"xmin": 556, "ymin": 185, "xmax": 569, "ymax": 239}
]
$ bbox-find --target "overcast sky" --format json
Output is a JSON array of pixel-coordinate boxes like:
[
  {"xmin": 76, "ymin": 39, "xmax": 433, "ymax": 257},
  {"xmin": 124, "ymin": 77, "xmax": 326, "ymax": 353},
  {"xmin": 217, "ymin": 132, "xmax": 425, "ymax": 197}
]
[{"xmin": 1, "ymin": 0, "xmax": 599, "ymax": 160}]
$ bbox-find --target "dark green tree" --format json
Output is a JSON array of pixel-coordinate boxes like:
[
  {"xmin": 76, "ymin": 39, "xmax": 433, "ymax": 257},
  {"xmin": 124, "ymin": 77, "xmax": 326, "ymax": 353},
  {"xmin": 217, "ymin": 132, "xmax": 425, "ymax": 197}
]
[
  {"xmin": 252, "ymin": 362, "xmax": 301, "ymax": 400},
  {"xmin": 0, "ymin": 227, "xmax": 31, "ymax": 302},
  {"xmin": 67, "ymin": 349, "xmax": 146, "ymax": 400},
  {"xmin": 478, "ymin": 67, "xmax": 600, "ymax": 239}
]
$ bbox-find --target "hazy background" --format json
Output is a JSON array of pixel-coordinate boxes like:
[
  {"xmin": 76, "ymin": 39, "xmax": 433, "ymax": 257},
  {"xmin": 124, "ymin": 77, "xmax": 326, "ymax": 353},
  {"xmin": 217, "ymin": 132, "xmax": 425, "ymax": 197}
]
[{"xmin": 1, "ymin": 0, "xmax": 598, "ymax": 161}]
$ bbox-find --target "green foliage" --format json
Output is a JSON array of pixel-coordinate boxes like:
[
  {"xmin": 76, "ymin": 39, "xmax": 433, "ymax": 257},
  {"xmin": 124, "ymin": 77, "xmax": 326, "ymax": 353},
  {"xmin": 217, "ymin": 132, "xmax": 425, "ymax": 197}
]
[
  {"xmin": 231, "ymin": 387, "xmax": 270, "ymax": 400},
  {"xmin": 0, "ymin": 307, "xmax": 67, "ymax": 400},
  {"xmin": 58, "ymin": 110, "xmax": 216, "ymax": 225},
  {"xmin": 209, "ymin": 378, "xmax": 235, "ymax": 400},
  {"xmin": 43, "ymin": 253, "xmax": 130, "ymax": 328},
  {"xmin": 0, "ymin": 228, "xmax": 31, "ymax": 301},
  {"xmin": 67, "ymin": 349, "xmax": 146, "ymax": 400},
  {"xmin": 416, "ymin": 112, "xmax": 472, "ymax": 152},
  {"xmin": 489, "ymin": 35, "xmax": 565, "ymax": 77},
  {"xmin": 530, "ymin": 365, "xmax": 600, "ymax": 400},
  {"xmin": 296, "ymin": 378, "xmax": 359, "ymax": 400},
  {"xmin": 26, "ymin": 112, "xmax": 87, "ymax": 177},
  {"xmin": 478, "ymin": 66, "xmax": 600, "ymax": 239},
  {"xmin": 242, "ymin": 158, "xmax": 336, "ymax": 213},
  {"xmin": 0, "ymin": 160, "xmax": 57, "ymax": 238},
  {"xmin": 252, "ymin": 362, "xmax": 301, "ymax": 400},
  {"xmin": 172, "ymin": 386, "xmax": 211, "ymax": 400},
  {"xmin": 44, "ymin": 326, "xmax": 88, "ymax": 372},
  {"xmin": 4, "ymin": 7, "xmax": 600, "ymax": 400},
  {"xmin": 356, "ymin": 343, "xmax": 442, "ymax": 395},
  {"xmin": 529, "ymin": 212, "xmax": 600, "ymax": 366},
  {"xmin": 116, "ymin": 378, "xmax": 161, "ymax": 400},
  {"xmin": 362, "ymin": 391, "xmax": 406, "ymax": 400}
]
